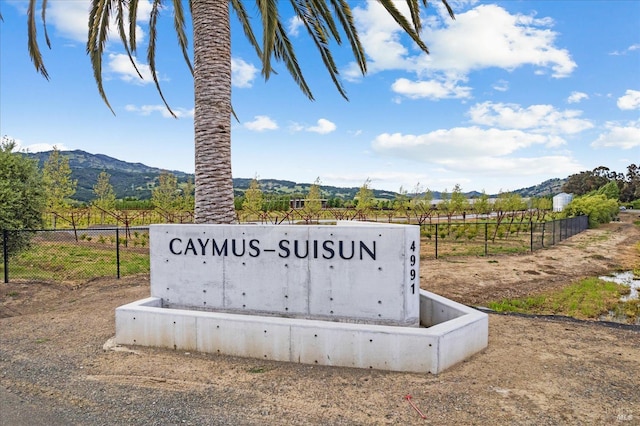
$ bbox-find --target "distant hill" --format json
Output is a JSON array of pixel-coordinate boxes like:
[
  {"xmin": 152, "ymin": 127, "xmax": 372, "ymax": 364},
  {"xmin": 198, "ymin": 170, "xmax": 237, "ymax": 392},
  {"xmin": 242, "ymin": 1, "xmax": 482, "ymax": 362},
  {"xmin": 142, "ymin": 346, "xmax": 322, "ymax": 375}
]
[
  {"xmin": 24, "ymin": 150, "xmax": 566, "ymax": 203},
  {"xmin": 25, "ymin": 150, "xmax": 192, "ymax": 202},
  {"xmin": 512, "ymin": 178, "xmax": 566, "ymax": 198}
]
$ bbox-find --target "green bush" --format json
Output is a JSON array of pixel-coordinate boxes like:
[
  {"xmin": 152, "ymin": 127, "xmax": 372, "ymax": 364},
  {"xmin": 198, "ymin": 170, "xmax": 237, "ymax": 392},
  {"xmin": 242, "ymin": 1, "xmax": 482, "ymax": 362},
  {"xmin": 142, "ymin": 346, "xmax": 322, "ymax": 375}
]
[{"xmin": 564, "ymin": 194, "xmax": 619, "ymax": 227}]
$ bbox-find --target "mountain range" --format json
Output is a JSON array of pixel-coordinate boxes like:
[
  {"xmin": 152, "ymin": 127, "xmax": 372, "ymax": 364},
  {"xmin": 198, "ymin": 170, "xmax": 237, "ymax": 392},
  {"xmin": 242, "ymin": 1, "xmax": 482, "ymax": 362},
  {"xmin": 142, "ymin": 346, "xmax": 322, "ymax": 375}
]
[{"xmin": 25, "ymin": 150, "xmax": 566, "ymax": 202}]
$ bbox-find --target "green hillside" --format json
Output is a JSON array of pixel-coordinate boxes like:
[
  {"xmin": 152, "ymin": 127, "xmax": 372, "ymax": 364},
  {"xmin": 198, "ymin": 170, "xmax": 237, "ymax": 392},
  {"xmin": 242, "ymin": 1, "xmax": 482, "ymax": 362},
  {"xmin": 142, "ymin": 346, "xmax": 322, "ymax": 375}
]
[{"xmin": 24, "ymin": 150, "xmax": 566, "ymax": 203}]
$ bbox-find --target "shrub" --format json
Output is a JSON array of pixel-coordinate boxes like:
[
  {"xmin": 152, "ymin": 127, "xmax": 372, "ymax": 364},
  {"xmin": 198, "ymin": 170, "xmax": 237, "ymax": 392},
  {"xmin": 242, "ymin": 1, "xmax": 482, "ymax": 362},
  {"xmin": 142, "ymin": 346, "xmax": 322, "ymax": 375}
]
[{"xmin": 565, "ymin": 194, "xmax": 619, "ymax": 227}]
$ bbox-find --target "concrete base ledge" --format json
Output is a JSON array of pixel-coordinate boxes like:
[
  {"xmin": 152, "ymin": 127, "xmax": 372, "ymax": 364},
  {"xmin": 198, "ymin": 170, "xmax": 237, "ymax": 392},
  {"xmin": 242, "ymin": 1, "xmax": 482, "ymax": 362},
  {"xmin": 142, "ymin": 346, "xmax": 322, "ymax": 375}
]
[{"xmin": 115, "ymin": 290, "xmax": 488, "ymax": 374}]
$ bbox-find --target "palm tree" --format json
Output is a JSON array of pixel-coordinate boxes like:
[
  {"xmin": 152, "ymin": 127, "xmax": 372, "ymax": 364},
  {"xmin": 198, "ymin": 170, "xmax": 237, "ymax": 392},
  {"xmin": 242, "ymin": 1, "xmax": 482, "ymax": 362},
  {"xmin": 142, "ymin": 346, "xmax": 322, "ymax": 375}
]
[{"xmin": 25, "ymin": 0, "xmax": 454, "ymax": 224}]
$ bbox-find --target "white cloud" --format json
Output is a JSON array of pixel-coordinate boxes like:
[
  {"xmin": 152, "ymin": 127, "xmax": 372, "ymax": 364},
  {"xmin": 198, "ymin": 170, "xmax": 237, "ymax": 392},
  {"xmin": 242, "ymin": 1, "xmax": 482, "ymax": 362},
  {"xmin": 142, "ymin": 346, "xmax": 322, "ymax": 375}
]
[
  {"xmin": 567, "ymin": 91, "xmax": 588, "ymax": 104},
  {"xmin": 288, "ymin": 16, "xmax": 304, "ymax": 37},
  {"xmin": 371, "ymin": 127, "xmax": 583, "ymax": 180},
  {"xmin": 610, "ymin": 43, "xmax": 640, "ymax": 55},
  {"xmin": 391, "ymin": 78, "xmax": 472, "ymax": 100},
  {"xmin": 347, "ymin": 2, "xmax": 576, "ymax": 98},
  {"xmin": 323, "ymin": 171, "xmax": 428, "ymax": 189},
  {"xmin": 108, "ymin": 53, "xmax": 154, "ymax": 84},
  {"xmin": 125, "ymin": 104, "xmax": 194, "ymax": 118},
  {"xmin": 424, "ymin": 5, "xmax": 576, "ymax": 78},
  {"xmin": 47, "ymin": 0, "xmax": 91, "ymax": 42},
  {"xmin": 48, "ymin": 0, "xmax": 151, "ymax": 45},
  {"xmin": 492, "ymin": 80, "xmax": 509, "ymax": 92},
  {"xmin": 290, "ymin": 119, "xmax": 337, "ymax": 134},
  {"xmin": 11, "ymin": 140, "xmax": 68, "ymax": 153},
  {"xmin": 617, "ymin": 89, "xmax": 640, "ymax": 110},
  {"xmin": 468, "ymin": 102, "xmax": 593, "ymax": 135},
  {"xmin": 306, "ymin": 119, "xmax": 336, "ymax": 134},
  {"xmin": 244, "ymin": 115, "xmax": 278, "ymax": 132},
  {"xmin": 288, "ymin": 122, "xmax": 305, "ymax": 132},
  {"xmin": 591, "ymin": 120, "xmax": 640, "ymax": 150},
  {"xmin": 449, "ymin": 155, "xmax": 583, "ymax": 176},
  {"xmin": 372, "ymin": 127, "xmax": 553, "ymax": 161},
  {"xmin": 232, "ymin": 58, "xmax": 258, "ymax": 88}
]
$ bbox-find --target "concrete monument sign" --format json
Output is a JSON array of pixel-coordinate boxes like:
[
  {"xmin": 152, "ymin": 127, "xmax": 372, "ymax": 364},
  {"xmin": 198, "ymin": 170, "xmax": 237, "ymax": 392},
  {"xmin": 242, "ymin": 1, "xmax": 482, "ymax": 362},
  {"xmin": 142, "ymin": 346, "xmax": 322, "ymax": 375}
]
[
  {"xmin": 150, "ymin": 222, "xmax": 420, "ymax": 326},
  {"xmin": 115, "ymin": 221, "xmax": 489, "ymax": 374}
]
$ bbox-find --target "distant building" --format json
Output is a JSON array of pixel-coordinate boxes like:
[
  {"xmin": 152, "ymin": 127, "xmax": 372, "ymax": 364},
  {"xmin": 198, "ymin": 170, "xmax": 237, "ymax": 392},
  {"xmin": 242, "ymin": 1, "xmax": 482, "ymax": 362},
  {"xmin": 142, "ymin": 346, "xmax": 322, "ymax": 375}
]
[
  {"xmin": 290, "ymin": 198, "xmax": 328, "ymax": 209},
  {"xmin": 553, "ymin": 192, "xmax": 573, "ymax": 212}
]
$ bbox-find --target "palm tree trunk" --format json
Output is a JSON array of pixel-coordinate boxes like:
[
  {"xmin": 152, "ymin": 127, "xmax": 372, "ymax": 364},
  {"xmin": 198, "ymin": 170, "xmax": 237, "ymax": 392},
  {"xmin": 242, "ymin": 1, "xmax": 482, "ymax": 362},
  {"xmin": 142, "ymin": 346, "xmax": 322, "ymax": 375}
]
[{"xmin": 192, "ymin": 0, "xmax": 235, "ymax": 224}]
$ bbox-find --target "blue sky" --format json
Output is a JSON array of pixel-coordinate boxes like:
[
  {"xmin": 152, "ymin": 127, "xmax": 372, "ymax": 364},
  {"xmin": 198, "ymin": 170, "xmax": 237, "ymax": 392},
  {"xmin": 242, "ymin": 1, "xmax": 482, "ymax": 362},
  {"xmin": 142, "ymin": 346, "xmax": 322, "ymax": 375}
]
[{"xmin": 1, "ymin": 0, "xmax": 638, "ymax": 195}]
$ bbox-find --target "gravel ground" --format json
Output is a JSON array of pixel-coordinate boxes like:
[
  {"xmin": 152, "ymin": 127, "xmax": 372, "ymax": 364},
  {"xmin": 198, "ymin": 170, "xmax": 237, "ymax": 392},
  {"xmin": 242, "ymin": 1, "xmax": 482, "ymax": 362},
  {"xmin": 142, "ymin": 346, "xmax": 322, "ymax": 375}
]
[{"xmin": 1, "ymin": 212, "xmax": 639, "ymax": 425}]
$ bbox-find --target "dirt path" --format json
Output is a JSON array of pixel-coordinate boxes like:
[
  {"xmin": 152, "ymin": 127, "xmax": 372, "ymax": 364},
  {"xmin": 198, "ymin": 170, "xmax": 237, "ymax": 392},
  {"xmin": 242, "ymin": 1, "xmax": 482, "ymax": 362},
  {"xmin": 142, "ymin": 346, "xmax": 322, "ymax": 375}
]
[
  {"xmin": 1, "ymin": 212, "xmax": 639, "ymax": 425},
  {"xmin": 423, "ymin": 213, "xmax": 640, "ymax": 306}
]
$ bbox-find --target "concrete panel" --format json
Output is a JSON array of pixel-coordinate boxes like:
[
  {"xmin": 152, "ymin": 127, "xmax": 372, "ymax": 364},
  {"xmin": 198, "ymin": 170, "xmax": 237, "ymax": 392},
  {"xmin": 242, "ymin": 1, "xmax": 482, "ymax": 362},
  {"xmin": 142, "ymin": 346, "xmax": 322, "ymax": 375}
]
[
  {"xmin": 114, "ymin": 290, "xmax": 488, "ymax": 374},
  {"xmin": 116, "ymin": 298, "xmax": 197, "ymax": 351},
  {"xmin": 151, "ymin": 226, "xmax": 226, "ymax": 310},
  {"xmin": 148, "ymin": 223, "xmax": 420, "ymax": 326},
  {"xmin": 195, "ymin": 314, "xmax": 292, "ymax": 362}
]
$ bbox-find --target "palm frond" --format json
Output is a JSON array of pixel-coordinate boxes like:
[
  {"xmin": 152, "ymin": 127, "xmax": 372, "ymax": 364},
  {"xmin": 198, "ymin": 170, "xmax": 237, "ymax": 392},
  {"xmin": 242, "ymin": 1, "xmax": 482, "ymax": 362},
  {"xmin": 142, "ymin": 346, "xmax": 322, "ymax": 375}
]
[
  {"xmin": 407, "ymin": 0, "xmax": 422, "ymax": 34},
  {"xmin": 115, "ymin": 0, "xmax": 143, "ymax": 80},
  {"xmin": 327, "ymin": 0, "xmax": 366, "ymax": 75},
  {"xmin": 419, "ymin": 0, "xmax": 456, "ymax": 20},
  {"xmin": 41, "ymin": 0, "xmax": 51, "ymax": 49},
  {"xmin": 257, "ymin": 0, "xmax": 279, "ymax": 79},
  {"xmin": 87, "ymin": 0, "xmax": 114, "ymax": 114},
  {"xmin": 272, "ymin": 20, "xmax": 314, "ymax": 100},
  {"xmin": 439, "ymin": 0, "xmax": 456, "ymax": 20},
  {"xmin": 307, "ymin": 0, "xmax": 341, "ymax": 42},
  {"xmin": 230, "ymin": 0, "xmax": 264, "ymax": 61},
  {"xmin": 147, "ymin": 0, "xmax": 177, "ymax": 118},
  {"xmin": 27, "ymin": 0, "xmax": 50, "ymax": 79},
  {"xmin": 172, "ymin": 0, "xmax": 193, "ymax": 75},
  {"xmin": 377, "ymin": 0, "xmax": 429, "ymax": 53},
  {"xmin": 291, "ymin": 0, "xmax": 346, "ymax": 99},
  {"xmin": 128, "ymin": 0, "xmax": 139, "ymax": 52}
]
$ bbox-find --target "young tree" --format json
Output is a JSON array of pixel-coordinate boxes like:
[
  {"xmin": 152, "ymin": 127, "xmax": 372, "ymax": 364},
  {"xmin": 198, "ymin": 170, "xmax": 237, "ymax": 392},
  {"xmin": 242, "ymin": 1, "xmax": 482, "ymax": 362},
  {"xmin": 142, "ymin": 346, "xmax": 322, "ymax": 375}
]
[
  {"xmin": 449, "ymin": 184, "xmax": 470, "ymax": 222},
  {"xmin": 438, "ymin": 189, "xmax": 452, "ymax": 221},
  {"xmin": 26, "ymin": 0, "xmax": 454, "ymax": 224},
  {"xmin": 303, "ymin": 177, "xmax": 323, "ymax": 220},
  {"xmin": 178, "ymin": 177, "xmax": 195, "ymax": 212},
  {"xmin": 393, "ymin": 186, "xmax": 410, "ymax": 221},
  {"xmin": 242, "ymin": 176, "xmax": 263, "ymax": 217},
  {"xmin": 410, "ymin": 183, "xmax": 434, "ymax": 224},
  {"xmin": 596, "ymin": 180, "xmax": 620, "ymax": 200},
  {"xmin": 0, "ymin": 138, "xmax": 46, "ymax": 256},
  {"xmin": 93, "ymin": 170, "xmax": 116, "ymax": 211},
  {"xmin": 42, "ymin": 146, "xmax": 77, "ymax": 213},
  {"xmin": 354, "ymin": 178, "xmax": 374, "ymax": 219},
  {"xmin": 473, "ymin": 191, "xmax": 491, "ymax": 220},
  {"xmin": 152, "ymin": 171, "xmax": 180, "ymax": 214}
]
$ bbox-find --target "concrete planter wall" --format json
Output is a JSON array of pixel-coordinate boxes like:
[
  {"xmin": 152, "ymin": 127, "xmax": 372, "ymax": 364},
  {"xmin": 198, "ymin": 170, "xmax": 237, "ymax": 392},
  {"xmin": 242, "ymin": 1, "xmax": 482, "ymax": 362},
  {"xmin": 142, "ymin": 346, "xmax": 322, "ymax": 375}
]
[{"xmin": 115, "ymin": 223, "xmax": 488, "ymax": 373}]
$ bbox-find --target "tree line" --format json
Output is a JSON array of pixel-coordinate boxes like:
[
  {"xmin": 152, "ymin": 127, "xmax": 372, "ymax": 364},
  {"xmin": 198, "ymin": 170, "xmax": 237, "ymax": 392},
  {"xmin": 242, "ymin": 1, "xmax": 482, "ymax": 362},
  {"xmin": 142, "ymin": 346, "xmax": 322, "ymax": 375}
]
[
  {"xmin": 2, "ymin": 136, "xmax": 636, "ymax": 258},
  {"xmin": 562, "ymin": 165, "xmax": 640, "ymax": 203}
]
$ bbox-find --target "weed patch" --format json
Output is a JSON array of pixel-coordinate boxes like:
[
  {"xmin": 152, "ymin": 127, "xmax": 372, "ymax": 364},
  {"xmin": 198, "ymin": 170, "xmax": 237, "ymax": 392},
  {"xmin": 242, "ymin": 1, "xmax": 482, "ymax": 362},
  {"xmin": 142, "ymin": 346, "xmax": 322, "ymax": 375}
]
[{"xmin": 487, "ymin": 277, "xmax": 630, "ymax": 321}]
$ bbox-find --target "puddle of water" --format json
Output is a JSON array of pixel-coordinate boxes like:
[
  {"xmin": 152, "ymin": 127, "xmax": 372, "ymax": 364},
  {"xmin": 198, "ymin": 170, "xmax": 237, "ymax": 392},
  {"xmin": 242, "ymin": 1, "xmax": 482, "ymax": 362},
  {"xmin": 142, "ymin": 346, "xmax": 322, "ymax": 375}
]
[
  {"xmin": 598, "ymin": 271, "xmax": 639, "ymax": 325},
  {"xmin": 599, "ymin": 271, "xmax": 639, "ymax": 301}
]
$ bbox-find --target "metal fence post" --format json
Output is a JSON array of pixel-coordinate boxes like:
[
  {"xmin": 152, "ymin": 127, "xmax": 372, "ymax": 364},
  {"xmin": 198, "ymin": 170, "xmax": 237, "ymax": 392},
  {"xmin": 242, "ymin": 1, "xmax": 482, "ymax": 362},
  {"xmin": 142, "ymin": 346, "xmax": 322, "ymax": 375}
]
[
  {"xmin": 116, "ymin": 228, "xmax": 121, "ymax": 279},
  {"xmin": 435, "ymin": 223, "xmax": 439, "ymax": 259},
  {"xmin": 3, "ymin": 230, "xmax": 8, "ymax": 284},
  {"xmin": 484, "ymin": 223, "xmax": 488, "ymax": 256},
  {"xmin": 530, "ymin": 221, "xmax": 534, "ymax": 252}
]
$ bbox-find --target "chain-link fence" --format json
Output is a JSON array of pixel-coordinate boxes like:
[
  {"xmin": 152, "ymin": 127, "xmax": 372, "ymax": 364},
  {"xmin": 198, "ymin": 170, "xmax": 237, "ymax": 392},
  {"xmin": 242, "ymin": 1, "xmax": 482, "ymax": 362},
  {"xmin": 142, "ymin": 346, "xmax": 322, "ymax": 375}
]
[
  {"xmin": 2, "ymin": 227, "xmax": 149, "ymax": 284},
  {"xmin": 2, "ymin": 216, "xmax": 588, "ymax": 283},
  {"xmin": 419, "ymin": 215, "xmax": 589, "ymax": 259}
]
